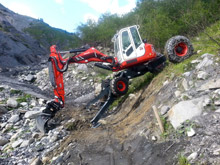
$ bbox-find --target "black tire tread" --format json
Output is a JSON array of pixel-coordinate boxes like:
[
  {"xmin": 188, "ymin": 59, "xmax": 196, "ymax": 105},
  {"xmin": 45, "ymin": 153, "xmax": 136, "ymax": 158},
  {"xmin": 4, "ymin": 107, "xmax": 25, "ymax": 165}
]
[{"xmin": 164, "ymin": 35, "xmax": 194, "ymax": 63}]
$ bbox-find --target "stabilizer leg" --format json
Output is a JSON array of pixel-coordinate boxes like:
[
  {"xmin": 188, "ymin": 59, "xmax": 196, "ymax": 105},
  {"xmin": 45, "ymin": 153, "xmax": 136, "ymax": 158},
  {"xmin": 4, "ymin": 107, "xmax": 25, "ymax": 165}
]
[
  {"xmin": 86, "ymin": 87, "xmax": 109, "ymax": 110},
  {"xmin": 86, "ymin": 79, "xmax": 111, "ymax": 110},
  {"xmin": 90, "ymin": 92, "xmax": 115, "ymax": 128}
]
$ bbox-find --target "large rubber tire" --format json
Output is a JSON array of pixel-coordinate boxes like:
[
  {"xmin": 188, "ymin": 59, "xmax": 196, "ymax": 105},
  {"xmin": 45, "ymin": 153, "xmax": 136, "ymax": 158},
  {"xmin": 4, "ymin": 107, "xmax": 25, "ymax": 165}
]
[
  {"xmin": 164, "ymin": 35, "xmax": 194, "ymax": 63},
  {"xmin": 110, "ymin": 77, "xmax": 128, "ymax": 96}
]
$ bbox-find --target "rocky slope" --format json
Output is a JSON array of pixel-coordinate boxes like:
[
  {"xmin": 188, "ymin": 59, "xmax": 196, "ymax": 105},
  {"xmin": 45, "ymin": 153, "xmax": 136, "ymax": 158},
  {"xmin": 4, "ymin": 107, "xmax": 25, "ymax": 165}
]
[
  {"xmin": 0, "ymin": 4, "xmax": 47, "ymax": 69},
  {"xmin": 0, "ymin": 49, "xmax": 219, "ymax": 165}
]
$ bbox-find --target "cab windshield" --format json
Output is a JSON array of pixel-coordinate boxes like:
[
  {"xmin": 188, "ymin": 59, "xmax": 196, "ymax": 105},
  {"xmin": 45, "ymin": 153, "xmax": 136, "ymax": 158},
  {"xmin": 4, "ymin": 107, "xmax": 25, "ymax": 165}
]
[{"xmin": 130, "ymin": 27, "xmax": 142, "ymax": 48}]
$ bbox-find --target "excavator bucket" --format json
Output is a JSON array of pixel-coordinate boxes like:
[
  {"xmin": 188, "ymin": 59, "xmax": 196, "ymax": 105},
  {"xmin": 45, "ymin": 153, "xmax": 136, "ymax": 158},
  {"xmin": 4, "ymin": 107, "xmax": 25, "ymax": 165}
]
[{"xmin": 35, "ymin": 113, "xmax": 52, "ymax": 133}]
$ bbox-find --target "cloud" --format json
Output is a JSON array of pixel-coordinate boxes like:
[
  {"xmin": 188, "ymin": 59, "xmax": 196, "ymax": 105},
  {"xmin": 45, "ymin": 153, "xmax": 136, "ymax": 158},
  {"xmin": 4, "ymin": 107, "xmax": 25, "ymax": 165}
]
[
  {"xmin": 55, "ymin": 0, "xmax": 64, "ymax": 4},
  {"xmin": 6, "ymin": 2, "xmax": 37, "ymax": 18},
  {"xmin": 80, "ymin": 0, "xmax": 136, "ymax": 15}
]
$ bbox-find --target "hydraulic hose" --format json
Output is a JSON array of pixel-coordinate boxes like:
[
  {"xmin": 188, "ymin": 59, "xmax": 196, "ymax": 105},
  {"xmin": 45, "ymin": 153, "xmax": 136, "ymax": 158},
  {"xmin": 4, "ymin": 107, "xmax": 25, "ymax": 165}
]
[{"xmin": 48, "ymin": 56, "xmax": 69, "ymax": 73}]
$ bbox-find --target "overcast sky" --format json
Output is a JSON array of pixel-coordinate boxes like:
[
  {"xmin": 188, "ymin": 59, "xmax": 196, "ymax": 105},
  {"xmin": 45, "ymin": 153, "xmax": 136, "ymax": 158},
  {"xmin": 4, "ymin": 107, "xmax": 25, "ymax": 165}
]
[{"xmin": 0, "ymin": 0, "xmax": 136, "ymax": 32}]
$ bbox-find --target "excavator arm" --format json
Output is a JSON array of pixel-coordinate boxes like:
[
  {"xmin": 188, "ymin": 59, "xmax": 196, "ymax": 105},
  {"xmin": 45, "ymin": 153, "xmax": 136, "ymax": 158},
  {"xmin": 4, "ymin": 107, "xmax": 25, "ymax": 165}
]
[
  {"xmin": 48, "ymin": 45, "xmax": 119, "ymax": 106},
  {"xmin": 36, "ymin": 45, "xmax": 120, "ymax": 133}
]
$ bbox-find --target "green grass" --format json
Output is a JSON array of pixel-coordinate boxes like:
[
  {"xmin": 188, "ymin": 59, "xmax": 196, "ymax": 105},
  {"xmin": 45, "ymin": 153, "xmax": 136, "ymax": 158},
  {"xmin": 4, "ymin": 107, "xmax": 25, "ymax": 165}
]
[
  {"xmin": 0, "ymin": 87, "xmax": 4, "ymax": 92},
  {"xmin": 178, "ymin": 154, "xmax": 191, "ymax": 165},
  {"xmin": 192, "ymin": 21, "xmax": 220, "ymax": 56},
  {"xmin": 16, "ymin": 94, "xmax": 31, "ymax": 103},
  {"xmin": 161, "ymin": 116, "xmax": 174, "ymax": 138},
  {"xmin": 10, "ymin": 89, "xmax": 23, "ymax": 95}
]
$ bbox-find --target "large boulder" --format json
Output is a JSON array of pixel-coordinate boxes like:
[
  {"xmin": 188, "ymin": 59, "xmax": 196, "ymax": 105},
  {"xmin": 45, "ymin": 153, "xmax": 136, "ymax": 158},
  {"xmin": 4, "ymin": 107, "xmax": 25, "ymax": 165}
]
[{"xmin": 168, "ymin": 97, "xmax": 204, "ymax": 129}]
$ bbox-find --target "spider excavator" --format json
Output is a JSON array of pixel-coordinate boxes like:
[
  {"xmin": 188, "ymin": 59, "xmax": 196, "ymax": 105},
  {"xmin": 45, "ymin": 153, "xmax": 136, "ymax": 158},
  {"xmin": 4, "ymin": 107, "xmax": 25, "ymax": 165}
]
[{"xmin": 36, "ymin": 25, "xmax": 193, "ymax": 133}]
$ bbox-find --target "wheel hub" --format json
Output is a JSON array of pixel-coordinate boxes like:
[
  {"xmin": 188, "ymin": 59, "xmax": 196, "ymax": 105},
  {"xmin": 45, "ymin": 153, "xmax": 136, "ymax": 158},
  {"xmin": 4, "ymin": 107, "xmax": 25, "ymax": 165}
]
[{"xmin": 175, "ymin": 42, "xmax": 188, "ymax": 57}]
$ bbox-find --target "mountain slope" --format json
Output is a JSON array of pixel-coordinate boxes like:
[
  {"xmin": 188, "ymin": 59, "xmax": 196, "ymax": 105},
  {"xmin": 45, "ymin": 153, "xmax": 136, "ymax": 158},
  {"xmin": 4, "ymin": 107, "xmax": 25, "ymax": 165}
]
[
  {"xmin": 0, "ymin": 3, "xmax": 81, "ymax": 69},
  {"xmin": 0, "ymin": 4, "xmax": 47, "ymax": 68}
]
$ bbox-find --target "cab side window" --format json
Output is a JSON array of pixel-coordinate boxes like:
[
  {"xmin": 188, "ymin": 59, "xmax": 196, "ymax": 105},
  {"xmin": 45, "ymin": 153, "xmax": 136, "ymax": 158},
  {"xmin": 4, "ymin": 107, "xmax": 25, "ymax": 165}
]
[{"xmin": 122, "ymin": 31, "xmax": 133, "ymax": 56}]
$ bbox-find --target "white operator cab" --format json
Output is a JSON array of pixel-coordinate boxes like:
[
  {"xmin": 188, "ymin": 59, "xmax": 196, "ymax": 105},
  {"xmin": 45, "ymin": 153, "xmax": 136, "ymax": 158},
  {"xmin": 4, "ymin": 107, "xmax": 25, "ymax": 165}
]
[{"xmin": 112, "ymin": 25, "xmax": 146, "ymax": 64}]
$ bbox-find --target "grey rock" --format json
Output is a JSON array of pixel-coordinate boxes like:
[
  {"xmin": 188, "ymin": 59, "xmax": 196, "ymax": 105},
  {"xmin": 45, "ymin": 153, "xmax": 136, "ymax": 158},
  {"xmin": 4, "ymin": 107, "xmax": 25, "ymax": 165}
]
[
  {"xmin": 160, "ymin": 106, "xmax": 170, "ymax": 115},
  {"xmin": 0, "ymin": 136, "xmax": 9, "ymax": 146},
  {"xmin": 214, "ymin": 100, "xmax": 220, "ymax": 106},
  {"xmin": 129, "ymin": 94, "xmax": 136, "ymax": 100},
  {"xmin": 25, "ymin": 74, "xmax": 35, "ymax": 82},
  {"xmin": 215, "ymin": 109, "xmax": 220, "ymax": 113},
  {"xmin": 8, "ymin": 114, "xmax": 20, "ymax": 123},
  {"xmin": 201, "ymin": 53, "xmax": 214, "ymax": 58},
  {"xmin": 174, "ymin": 91, "xmax": 181, "ymax": 97},
  {"xmin": 182, "ymin": 78, "xmax": 189, "ymax": 91},
  {"xmin": 197, "ymin": 71, "xmax": 208, "ymax": 80},
  {"xmin": 151, "ymin": 136, "xmax": 157, "ymax": 141},
  {"xmin": 12, "ymin": 139, "xmax": 23, "ymax": 148},
  {"xmin": 214, "ymin": 89, "xmax": 220, "ymax": 95},
  {"xmin": 196, "ymin": 56, "xmax": 213, "ymax": 70},
  {"xmin": 52, "ymin": 154, "xmax": 64, "ymax": 164},
  {"xmin": 191, "ymin": 59, "xmax": 201, "ymax": 64},
  {"xmin": 20, "ymin": 102, "xmax": 28, "ymax": 107},
  {"xmin": 213, "ymin": 148, "xmax": 220, "ymax": 155},
  {"xmin": 24, "ymin": 111, "xmax": 41, "ymax": 119},
  {"xmin": 94, "ymin": 83, "xmax": 102, "ymax": 95},
  {"xmin": 1, "ymin": 122, "xmax": 7, "ymax": 128},
  {"xmin": 28, "ymin": 138, "xmax": 35, "ymax": 144},
  {"xmin": 163, "ymin": 80, "xmax": 169, "ymax": 86},
  {"xmin": 187, "ymin": 152, "xmax": 198, "ymax": 161},
  {"xmin": 30, "ymin": 157, "xmax": 43, "ymax": 165},
  {"xmin": 74, "ymin": 92, "xmax": 95, "ymax": 103},
  {"xmin": 202, "ymin": 97, "xmax": 211, "ymax": 107},
  {"xmin": 20, "ymin": 140, "xmax": 30, "ymax": 147},
  {"xmin": 49, "ymin": 134, "xmax": 58, "ymax": 143},
  {"xmin": 0, "ymin": 105, "xmax": 7, "ymax": 114},
  {"xmin": 7, "ymin": 98, "xmax": 18, "ymax": 108},
  {"xmin": 187, "ymin": 128, "xmax": 196, "ymax": 137},
  {"xmin": 32, "ymin": 133, "xmax": 40, "ymax": 139},
  {"xmin": 76, "ymin": 64, "xmax": 88, "ymax": 72},
  {"xmin": 198, "ymin": 78, "xmax": 220, "ymax": 91},
  {"xmin": 168, "ymin": 97, "xmax": 204, "ymax": 129},
  {"xmin": 67, "ymin": 162, "xmax": 75, "ymax": 165},
  {"xmin": 183, "ymin": 72, "xmax": 191, "ymax": 77},
  {"xmin": 81, "ymin": 77, "xmax": 87, "ymax": 81}
]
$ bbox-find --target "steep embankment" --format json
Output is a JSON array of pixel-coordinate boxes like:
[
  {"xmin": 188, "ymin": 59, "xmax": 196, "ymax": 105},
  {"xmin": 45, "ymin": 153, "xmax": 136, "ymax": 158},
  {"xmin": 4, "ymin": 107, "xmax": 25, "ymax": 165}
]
[
  {"xmin": 0, "ymin": 3, "xmax": 81, "ymax": 69},
  {"xmin": 0, "ymin": 4, "xmax": 47, "ymax": 69},
  {"xmin": 0, "ymin": 21, "xmax": 219, "ymax": 165}
]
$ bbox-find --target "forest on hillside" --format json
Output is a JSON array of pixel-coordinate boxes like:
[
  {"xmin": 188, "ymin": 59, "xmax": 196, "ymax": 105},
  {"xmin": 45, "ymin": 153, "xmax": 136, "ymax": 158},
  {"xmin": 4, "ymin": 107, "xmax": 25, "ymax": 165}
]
[{"xmin": 76, "ymin": 0, "xmax": 220, "ymax": 50}]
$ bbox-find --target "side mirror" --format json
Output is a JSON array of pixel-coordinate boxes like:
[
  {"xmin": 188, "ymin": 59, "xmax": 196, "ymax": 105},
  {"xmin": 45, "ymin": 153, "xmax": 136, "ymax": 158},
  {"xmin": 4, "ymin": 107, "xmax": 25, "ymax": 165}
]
[{"xmin": 143, "ymin": 39, "xmax": 147, "ymax": 43}]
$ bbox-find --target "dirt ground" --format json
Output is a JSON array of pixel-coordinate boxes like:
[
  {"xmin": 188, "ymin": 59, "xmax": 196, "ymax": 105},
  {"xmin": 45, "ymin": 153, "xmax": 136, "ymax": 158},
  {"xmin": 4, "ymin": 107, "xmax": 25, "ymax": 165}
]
[{"xmin": 47, "ymin": 80, "xmax": 187, "ymax": 165}]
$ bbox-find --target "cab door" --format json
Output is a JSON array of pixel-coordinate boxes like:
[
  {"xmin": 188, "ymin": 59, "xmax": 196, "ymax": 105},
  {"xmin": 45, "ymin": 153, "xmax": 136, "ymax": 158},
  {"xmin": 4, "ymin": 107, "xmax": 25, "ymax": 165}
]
[
  {"xmin": 120, "ymin": 29, "xmax": 137, "ymax": 61},
  {"xmin": 130, "ymin": 26, "xmax": 145, "ymax": 58}
]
